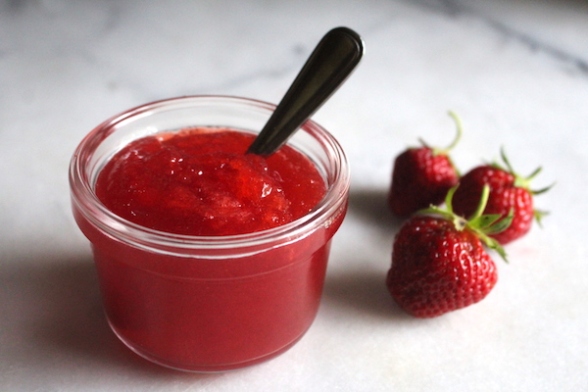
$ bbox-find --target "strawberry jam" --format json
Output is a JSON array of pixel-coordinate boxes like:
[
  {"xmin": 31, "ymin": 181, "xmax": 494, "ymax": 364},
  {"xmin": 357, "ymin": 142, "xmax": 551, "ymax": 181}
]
[
  {"xmin": 70, "ymin": 96, "xmax": 349, "ymax": 372},
  {"xmin": 95, "ymin": 128, "xmax": 326, "ymax": 236}
]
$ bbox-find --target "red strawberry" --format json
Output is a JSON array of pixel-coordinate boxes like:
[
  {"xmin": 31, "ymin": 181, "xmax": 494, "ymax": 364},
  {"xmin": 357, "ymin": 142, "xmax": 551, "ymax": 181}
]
[
  {"xmin": 386, "ymin": 186, "xmax": 509, "ymax": 318},
  {"xmin": 452, "ymin": 149, "xmax": 550, "ymax": 245},
  {"xmin": 387, "ymin": 112, "xmax": 461, "ymax": 217}
]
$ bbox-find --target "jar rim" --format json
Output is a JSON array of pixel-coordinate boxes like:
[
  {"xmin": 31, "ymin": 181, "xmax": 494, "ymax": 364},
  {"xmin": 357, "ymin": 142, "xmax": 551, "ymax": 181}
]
[{"xmin": 69, "ymin": 95, "xmax": 350, "ymax": 253}]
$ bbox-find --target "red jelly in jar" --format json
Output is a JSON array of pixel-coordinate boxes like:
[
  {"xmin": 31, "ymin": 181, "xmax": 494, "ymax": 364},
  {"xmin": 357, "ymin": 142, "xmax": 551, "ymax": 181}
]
[
  {"xmin": 69, "ymin": 96, "xmax": 349, "ymax": 372},
  {"xmin": 95, "ymin": 128, "xmax": 326, "ymax": 236}
]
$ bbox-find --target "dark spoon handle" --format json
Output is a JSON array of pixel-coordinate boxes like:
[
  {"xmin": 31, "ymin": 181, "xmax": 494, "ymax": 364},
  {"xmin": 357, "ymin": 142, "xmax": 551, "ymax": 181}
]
[{"xmin": 247, "ymin": 27, "xmax": 364, "ymax": 156}]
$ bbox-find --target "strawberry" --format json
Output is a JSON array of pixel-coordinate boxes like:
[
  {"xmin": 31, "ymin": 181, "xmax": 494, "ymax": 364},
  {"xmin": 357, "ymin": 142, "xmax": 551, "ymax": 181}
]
[
  {"xmin": 387, "ymin": 111, "xmax": 461, "ymax": 217},
  {"xmin": 386, "ymin": 185, "xmax": 510, "ymax": 318},
  {"xmin": 452, "ymin": 149, "xmax": 550, "ymax": 245}
]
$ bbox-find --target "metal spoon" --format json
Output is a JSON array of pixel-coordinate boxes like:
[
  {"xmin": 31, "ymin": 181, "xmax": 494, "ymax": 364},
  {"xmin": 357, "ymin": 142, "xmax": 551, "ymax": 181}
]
[{"xmin": 246, "ymin": 27, "xmax": 364, "ymax": 156}]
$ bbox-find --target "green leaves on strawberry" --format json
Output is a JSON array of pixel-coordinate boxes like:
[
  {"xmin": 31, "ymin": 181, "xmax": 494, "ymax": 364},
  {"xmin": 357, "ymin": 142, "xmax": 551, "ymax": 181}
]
[
  {"xmin": 452, "ymin": 148, "xmax": 551, "ymax": 245},
  {"xmin": 386, "ymin": 185, "xmax": 510, "ymax": 318},
  {"xmin": 384, "ymin": 111, "xmax": 553, "ymax": 317},
  {"xmin": 387, "ymin": 112, "xmax": 462, "ymax": 217}
]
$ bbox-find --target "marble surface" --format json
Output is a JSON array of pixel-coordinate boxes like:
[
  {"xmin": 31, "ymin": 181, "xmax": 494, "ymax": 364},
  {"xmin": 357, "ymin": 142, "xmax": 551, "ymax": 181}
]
[{"xmin": 1, "ymin": 0, "xmax": 587, "ymax": 390}]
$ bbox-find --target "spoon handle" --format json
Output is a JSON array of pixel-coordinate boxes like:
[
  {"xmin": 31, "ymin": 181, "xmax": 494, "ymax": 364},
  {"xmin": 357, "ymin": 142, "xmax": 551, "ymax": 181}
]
[{"xmin": 247, "ymin": 27, "xmax": 364, "ymax": 156}]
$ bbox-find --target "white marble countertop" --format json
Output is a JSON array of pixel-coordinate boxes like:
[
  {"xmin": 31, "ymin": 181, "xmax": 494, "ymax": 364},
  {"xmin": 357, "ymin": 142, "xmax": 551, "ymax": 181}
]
[{"xmin": 2, "ymin": 1, "xmax": 587, "ymax": 390}]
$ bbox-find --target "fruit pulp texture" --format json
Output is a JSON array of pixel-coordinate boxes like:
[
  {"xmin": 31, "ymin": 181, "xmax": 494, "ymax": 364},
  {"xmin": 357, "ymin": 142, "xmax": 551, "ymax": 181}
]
[
  {"xmin": 95, "ymin": 127, "xmax": 326, "ymax": 236},
  {"xmin": 87, "ymin": 128, "xmax": 337, "ymax": 371}
]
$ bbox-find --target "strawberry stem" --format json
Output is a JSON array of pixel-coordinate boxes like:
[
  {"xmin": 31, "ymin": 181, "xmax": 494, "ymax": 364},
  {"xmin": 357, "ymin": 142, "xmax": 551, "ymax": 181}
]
[
  {"xmin": 444, "ymin": 111, "xmax": 463, "ymax": 152},
  {"xmin": 470, "ymin": 183, "xmax": 490, "ymax": 220},
  {"xmin": 430, "ymin": 110, "xmax": 463, "ymax": 156},
  {"xmin": 419, "ymin": 111, "xmax": 463, "ymax": 152},
  {"xmin": 419, "ymin": 184, "xmax": 510, "ymax": 263},
  {"xmin": 501, "ymin": 146, "xmax": 554, "ymax": 196}
]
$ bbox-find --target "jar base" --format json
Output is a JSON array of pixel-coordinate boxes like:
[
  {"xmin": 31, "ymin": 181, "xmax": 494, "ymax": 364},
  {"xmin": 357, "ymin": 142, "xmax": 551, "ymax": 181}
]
[{"xmin": 107, "ymin": 317, "xmax": 309, "ymax": 373}]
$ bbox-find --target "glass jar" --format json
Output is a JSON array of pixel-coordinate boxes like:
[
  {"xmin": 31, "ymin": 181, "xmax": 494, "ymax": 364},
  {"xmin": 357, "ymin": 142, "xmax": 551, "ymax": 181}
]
[{"xmin": 69, "ymin": 95, "xmax": 349, "ymax": 372}]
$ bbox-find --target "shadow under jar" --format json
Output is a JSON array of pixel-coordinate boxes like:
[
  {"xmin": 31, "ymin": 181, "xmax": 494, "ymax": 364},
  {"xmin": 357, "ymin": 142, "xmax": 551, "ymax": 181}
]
[{"xmin": 69, "ymin": 95, "xmax": 350, "ymax": 372}]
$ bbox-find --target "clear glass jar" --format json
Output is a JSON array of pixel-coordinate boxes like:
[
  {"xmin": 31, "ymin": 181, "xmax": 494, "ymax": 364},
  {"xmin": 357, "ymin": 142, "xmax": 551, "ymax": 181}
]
[{"xmin": 69, "ymin": 95, "xmax": 349, "ymax": 372}]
